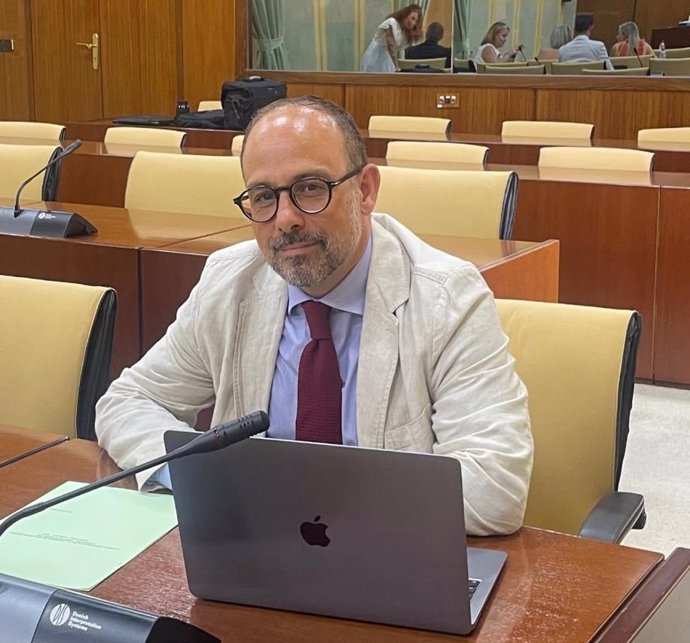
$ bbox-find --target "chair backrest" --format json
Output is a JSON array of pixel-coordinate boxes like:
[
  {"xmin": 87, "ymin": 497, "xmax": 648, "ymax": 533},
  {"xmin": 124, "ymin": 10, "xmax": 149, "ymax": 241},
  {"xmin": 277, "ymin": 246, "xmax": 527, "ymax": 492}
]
[
  {"xmin": 502, "ymin": 120, "xmax": 594, "ymax": 140},
  {"xmin": 484, "ymin": 64, "xmax": 545, "ymax": 75},
  {"xmin": 368, "ymin": 115, "xmax": 450, "ymax": 135},
  {"xmin": 398, "ymin": 57, "xmax": 446, "ymax": 70},
  {"xmin": 385, "ymin": 141, "xmax": 488, "ymax": 165},
  {"xmin": 0, "ymin": 121, "xmax": 66, "ymax": 143},
  {"xmin": 609, "ymin": 55, "xmax": 652, "ymax": 68},
  {"xmin": 124, "ymin": 151, "xmax": 246, "ymax": 217},
  {"xmin": 550, "ymin": 61, "xmax": 605, "ymax": 74},
  {"xmin": 104, "ymin": 126, "xmax": 187, "ymax": 147},
  {"xmin": 453, "ymin": 57, "xmax": 472, "ymax": 71},
  {"xmin": 376, "ymin": 166, "xmax": 517, "ymax": 239},
  {"xmin": 231, "ymin": 134, "xmax": 244, "ymax": 156},
  {"xmin": 198, "ymin": 100, "xmax": 222, "ymax": 111},
  {"xmin": 475, "ymin": 61, "xmax": 527, "ymax": 73},
  {"xmin": 495, "ymin": 299, "xmax": 640, "ymax": 535},
  {"xmin": 535, "ymin": 49, "xmax": 559, "ymax": 61},
  {"xmin": 638, "ymin": 126, "xmax": 690, "ymax": 145},
  {"xmin": 583, "ymin": 66, "xmax": 649, "ymax": 76},
  {"xmin": 0, "ymin": 143, "xmax": 61, "ymax": 201},
  {"xmin": 665, "ymin": 46, "xmax": 690, "ymax": 59},
  {"xmin": 0, "ymin": 275, "xmax": 116, "ymax": 439},
  {"xmin": 649, "ymin": 57, "xmax": 690, "ymax": 76},
  {"xmin": 538, "ymin": 146, "xmax": 655, "ymax": 171}
]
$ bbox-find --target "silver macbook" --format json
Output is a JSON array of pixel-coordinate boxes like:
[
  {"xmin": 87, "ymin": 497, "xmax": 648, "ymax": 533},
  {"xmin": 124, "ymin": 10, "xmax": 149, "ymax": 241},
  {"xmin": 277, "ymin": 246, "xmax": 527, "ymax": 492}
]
[{"xmin": 163, "ymin": 434, "xmax": 507, "ymax": 635}]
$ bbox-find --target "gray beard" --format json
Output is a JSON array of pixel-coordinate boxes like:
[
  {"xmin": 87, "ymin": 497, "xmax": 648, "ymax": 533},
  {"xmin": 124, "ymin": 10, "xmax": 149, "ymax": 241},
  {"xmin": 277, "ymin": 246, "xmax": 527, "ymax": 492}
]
[{"xmin": 262, "ymin": 202, "xmax": 363, "ymax": 290}]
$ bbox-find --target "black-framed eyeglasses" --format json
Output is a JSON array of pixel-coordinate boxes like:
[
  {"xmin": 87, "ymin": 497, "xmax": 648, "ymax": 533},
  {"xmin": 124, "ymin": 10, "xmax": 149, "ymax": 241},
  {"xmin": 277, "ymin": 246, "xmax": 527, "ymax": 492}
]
[{"xmin": 233, "ymin": 165, "xmax": 364, "ymax": 223}]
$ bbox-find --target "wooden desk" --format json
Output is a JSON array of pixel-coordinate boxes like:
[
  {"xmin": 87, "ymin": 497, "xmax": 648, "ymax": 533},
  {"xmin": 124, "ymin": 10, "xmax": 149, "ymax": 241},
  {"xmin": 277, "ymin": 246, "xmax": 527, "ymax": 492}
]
[
  {"xmin": 0, "ymin": 201, "xmax": 249, "ymax": 377},
  {"xmin": 596, "ymin": 547, "xmax": 690, "ymax": 642},
  {"xmin": 0, "ymin": 433, "xmax": 664, "ymax": 642},
  {"xmin": 58, "ymin": 141, "xmax": 233, "ymax": 207},
  {"xmin": 139, "ymin": 231, "xmax": 559, "ymax": 353},
  {"xmin": 0, "ymin": 426, "xmax": 68, "ymax": 469},
  {"xmin": 65, "ymin": 120, "xmax": 690, "ymax": 173}
]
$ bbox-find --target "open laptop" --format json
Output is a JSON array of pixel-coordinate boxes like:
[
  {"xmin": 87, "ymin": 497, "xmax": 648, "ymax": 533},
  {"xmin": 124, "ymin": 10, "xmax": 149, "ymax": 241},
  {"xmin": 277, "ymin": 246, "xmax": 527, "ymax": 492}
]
[{"xmin": 163, "ymin": 434, "xmax": 507, "ymax": 635}]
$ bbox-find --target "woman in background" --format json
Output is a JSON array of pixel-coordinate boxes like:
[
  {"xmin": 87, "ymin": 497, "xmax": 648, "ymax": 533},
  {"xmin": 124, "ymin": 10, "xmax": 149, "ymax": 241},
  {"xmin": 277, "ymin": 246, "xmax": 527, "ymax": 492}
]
[
  {"xmin": 361, "ymin": 4, "xmax": 423, "ymax": 72},
  {"xmin": 537, "ymin": 25, "xmax": 573, "ymax": 60},
  {"xmin": 610, "ymin": 21, "xmax": 654, "ymax": 57},
  {"xmin": 474, "ymin": 21, "xmax": 520, "ymax": 65}
]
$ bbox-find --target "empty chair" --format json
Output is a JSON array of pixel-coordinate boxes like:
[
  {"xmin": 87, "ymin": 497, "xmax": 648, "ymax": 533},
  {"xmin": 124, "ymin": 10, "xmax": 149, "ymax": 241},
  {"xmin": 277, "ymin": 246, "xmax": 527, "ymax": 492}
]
[
  {"xmin": 368, "ymin": 115, "xmax": 450, "ymax": 135},
  {"xmin": 609, "ymin": 55, "xmax": 652, "ymax": 68},
  {"xmin": 0, "ymin": 121, "xmax": 65, "ymax": 143},
  {"xmin": 649, "ymin": 57, "xmax": 690, "ymax": 76},
  {"xmin": 502, "ymin": 121, "xmax": 594, "ymax": 140},
  {"xmin": 538, "ymin": 146, "xmax": 654, "ymax": 172},
  {"xmin": 664, "ymin": 46, "xmax": 690, "ymax": 59},
  {"xmin": 495, "ymin": 299, "xmax": 645, "ymax": 542},
  {"xmin": 484, "ymin": 64, "xmax": 545, "ymax": 75},
  {"xmin": 386, "ymin": 141, "xmax": 488, "ymax": 165},
  {"xmin": 582, "ymin": 67, "xmax": 648, "ymax": 76},
  {"xmin": 398, "ymin": 57, "xmax": 446, "ymax": 70},
  {"xmin": 550, "ymin": 61, "xmax": 605, "ymax": 74},
  {"xmin": 0, "ymin": 275, "xmax": 116, "ymax": 439},
  {"xmin": 638, "ymin": 127, "xmax": 690, "ymax": 145},
  {"xmin": 104, "ymin": 126, "xmax": 187, "ymax": 147},
  {"xmin": 198, "ymin": 100, "xmax": 223, "ymax": 110},
  {"xmin": 376, "ymin": 166, "xmax": 518, "ymax": 239},
  {"xmin": 231, "ymin": 134, "xmax": 244, "ymax": 156},
  {"xmin": 124, "ymin": 151, "xmax": 245, "ymax": 217},
  {"xmin": 475, "ymin": 61, "xmax": 528, "ymax": 73},
  {"xmin": 0, "ymin": 143, "xmax": 62, "ymax": 202},
  {"xmin": 452, "ymin": 58, "xmax": 472, "ymax": 72}
]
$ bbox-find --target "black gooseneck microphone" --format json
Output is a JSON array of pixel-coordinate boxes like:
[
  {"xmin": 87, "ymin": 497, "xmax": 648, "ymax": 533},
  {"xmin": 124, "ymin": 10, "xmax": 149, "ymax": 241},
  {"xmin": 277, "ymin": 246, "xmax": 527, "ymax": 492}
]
[
  {"xmin": 517, "ymin": 45, "xmax": 528, "ymax": 62},
  {"xmin": 13, "ymin": 139, "xmax": 82, "ymax": 217},
  {"xmin": 0, "ymin": 409, "xmax": 269, "ymax": 540}
]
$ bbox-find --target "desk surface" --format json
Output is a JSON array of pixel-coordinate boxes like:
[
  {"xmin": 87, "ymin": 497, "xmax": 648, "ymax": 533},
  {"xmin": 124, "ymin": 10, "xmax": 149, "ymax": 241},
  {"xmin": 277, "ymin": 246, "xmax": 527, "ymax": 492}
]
[
  {"xmin": 0, "ymin": 426, "xmax": 68, "ymax": 469},
  {"xmin": 0, "ymin": 430, "xmax": 664, "ymax": 642}
]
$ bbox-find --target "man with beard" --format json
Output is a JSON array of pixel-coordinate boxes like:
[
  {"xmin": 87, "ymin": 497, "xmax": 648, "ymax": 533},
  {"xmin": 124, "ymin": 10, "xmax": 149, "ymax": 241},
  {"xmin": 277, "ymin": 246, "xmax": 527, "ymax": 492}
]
[{"xmin": 95, "ymin": 96, "xmax": 532, "ymax": 536}]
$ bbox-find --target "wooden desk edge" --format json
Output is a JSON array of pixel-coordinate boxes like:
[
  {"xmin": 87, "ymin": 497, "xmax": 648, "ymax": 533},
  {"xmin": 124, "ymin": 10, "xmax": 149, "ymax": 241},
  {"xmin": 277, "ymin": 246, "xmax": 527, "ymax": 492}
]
[{"xmin": 595, "ymin": 547, "xmax": 690, "ymax": 641}]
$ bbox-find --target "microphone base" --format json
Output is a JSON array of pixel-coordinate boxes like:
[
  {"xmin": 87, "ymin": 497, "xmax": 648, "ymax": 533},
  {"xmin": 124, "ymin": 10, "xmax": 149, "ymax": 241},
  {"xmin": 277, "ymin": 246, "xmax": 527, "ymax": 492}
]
[
  {"xmin": 0, "ymin": 207, "xmax": 97, "ymax": 238},
  {"xmin": 1, "ymin": 572, "xmax": 219, "ymax": 642}
]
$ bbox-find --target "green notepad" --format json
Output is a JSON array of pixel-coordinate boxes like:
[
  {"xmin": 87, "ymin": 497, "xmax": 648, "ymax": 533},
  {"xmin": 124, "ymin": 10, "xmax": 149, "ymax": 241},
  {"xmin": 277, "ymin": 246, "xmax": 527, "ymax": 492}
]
[{"xmin": 0, "ymin": 481, "xmax": 178, "ymax": 591}]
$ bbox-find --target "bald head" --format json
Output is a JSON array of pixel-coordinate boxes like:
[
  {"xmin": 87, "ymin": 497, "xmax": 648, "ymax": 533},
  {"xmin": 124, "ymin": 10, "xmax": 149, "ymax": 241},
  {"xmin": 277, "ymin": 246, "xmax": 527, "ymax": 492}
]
[{"xmin": 241, "ymin": 96, "xmax": 368, "ymax": 173}]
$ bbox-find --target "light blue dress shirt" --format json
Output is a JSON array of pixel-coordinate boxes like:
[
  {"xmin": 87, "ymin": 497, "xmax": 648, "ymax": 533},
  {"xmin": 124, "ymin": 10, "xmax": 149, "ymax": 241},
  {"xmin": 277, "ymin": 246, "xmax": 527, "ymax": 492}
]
[
  {"xmin": 267, "ymin": 238, "xmax": 372, "ymax": 445},
  {"xmin": 147, "ymin": 237, "xmax": 372, "ymax": 490}
]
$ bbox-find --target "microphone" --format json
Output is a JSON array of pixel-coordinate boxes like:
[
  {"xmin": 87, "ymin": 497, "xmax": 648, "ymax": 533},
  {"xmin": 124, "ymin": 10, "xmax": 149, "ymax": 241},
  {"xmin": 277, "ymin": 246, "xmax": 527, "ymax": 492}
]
[
  {"xmin": 0, "ymin": 139, "xmax": 96, "ymax": 238},
  {"xmin": 517, "ymin": 45, "xmax": 528, "ymax": 62},
  {"xmin": 0, "ymin": 409, "xmax": 269, "ymax": 539},
  {"xmin": 13, "ymin": 139, "xmax": 82, "ymax": 217}
]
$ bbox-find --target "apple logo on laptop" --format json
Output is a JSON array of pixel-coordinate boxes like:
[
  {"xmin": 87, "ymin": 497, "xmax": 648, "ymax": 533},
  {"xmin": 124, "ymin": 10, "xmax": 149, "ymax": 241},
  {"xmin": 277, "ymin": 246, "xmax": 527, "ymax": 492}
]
[{"xmin": 300, "ymin": 515, "xmax": 330, "ymax": 547}]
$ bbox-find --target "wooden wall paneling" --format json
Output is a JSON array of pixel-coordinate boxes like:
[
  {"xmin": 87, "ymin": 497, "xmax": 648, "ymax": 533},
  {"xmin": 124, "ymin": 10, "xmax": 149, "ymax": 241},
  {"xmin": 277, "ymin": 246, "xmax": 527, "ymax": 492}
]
[
  {"xmin": 99, "ymin": 0, "xmax": 143, "ymax": 116},
  {"xmin": 653, "ymin": 188, "xmax": 690, "ymax": 385},
  {"xmin": 234, "ymin": 0, "xmax": 247, "ymax": 78},
  {"xmin": 138, "ymin": 0, "xmax": 179, "ymax": 115},
  {"xmin": 286, "ymin": 83, "xmax": 345, "ymax": 106},
  {"xmin": 535, "ymin": 88, "xmax": 690, "ymax": 140},
  {"xmin": 634, "ymin": 0, "xmax": 690, "ymax": 43},
  {"xmin": 344, "ymin": 85, "xmax": 536, "ymax": 133},
  {"xmin": 576, "ymin": 0, "xmax": 635, "ymax": 49},
  {"xmin": 30, "ymin": 0, "xmax": 103, "ymax": 124},
  {"xmin": 181, "ymin": 0, "xmax": 235, "ymax": 110},
  {"xmin": 0, "ymin": 0, "xmax": 32, "ymax": 119},
  {"xmin": 512, "ymin": 180, "xmax": 658, "ymax": 380}
]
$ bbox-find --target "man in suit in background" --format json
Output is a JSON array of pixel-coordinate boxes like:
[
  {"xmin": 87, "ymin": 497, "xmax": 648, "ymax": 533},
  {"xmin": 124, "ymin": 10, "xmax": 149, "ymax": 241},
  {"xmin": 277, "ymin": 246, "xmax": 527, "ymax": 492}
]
[
  {"xmin": 405, "ymin": 21, "xmax": 452, "ymax": 68},
  {"xmin": 558, "ymin": 13, "xmax": 613, "ymax": 70}
]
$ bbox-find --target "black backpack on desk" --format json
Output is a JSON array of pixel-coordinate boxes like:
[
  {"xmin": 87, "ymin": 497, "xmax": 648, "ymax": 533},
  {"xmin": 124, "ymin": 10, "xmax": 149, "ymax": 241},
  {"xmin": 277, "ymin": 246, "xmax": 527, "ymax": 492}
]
[{"xmin": 221, "ymin": 77, "xmax": 287, "ymax": 130}]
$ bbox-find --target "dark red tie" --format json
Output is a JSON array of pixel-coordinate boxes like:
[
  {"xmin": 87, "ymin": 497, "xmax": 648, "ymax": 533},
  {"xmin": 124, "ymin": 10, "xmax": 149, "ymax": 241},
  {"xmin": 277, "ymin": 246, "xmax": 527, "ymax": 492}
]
[{"xmin": 296, "ymin": 301, "xmax": 342, "ymax": 444}]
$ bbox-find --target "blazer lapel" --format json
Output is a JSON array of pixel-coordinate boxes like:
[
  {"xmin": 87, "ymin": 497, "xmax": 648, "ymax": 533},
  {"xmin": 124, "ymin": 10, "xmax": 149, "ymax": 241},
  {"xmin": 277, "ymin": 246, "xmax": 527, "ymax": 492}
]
[
  {"xmin": 233, "ymin": 267, "xmax": 287, "ymax": 419},
  {"xmin": 356, "ymin": 221, "xmax": 410, "ymax": 448}
]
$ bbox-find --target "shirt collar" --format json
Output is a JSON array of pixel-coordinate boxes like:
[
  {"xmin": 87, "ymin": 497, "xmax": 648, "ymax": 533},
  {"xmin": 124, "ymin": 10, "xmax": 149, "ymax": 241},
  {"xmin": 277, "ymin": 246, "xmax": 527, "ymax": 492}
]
[{"xmin": 288, "ymin": 235, "xmax": 372, "ymax": 316}]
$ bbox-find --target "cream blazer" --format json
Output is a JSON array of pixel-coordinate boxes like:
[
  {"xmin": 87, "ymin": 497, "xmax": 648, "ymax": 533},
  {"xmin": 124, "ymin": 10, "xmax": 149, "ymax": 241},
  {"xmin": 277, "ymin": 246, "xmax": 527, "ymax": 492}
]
[{"xmin": 96, "ymin": 214, "xmax": 533, "ymax": 535}]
